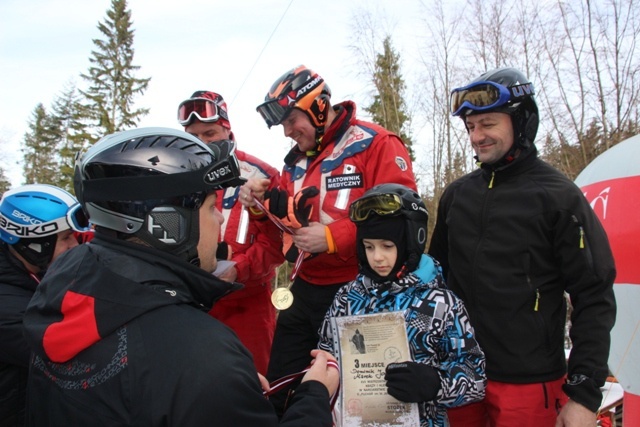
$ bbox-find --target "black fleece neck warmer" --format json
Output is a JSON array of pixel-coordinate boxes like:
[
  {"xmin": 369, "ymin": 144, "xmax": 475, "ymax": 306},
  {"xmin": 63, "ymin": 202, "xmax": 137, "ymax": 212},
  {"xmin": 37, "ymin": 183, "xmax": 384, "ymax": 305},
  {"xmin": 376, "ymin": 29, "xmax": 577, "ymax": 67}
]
[{"xmin": 356, "ymin": 216, "xmax": 407, "ymax": 282}]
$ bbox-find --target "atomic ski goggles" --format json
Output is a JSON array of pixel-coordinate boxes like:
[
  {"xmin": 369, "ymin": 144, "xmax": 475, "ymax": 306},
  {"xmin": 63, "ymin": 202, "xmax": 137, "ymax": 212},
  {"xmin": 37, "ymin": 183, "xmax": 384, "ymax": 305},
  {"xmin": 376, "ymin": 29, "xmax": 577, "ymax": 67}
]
[
  {"xmin": 178, "ymin": 98, "xmax": 229, "ymax": 126},
  {"xmin": 450, "ymin": 80, "xmax": 535, "ymax": 117},
  {"xmin": 256, "ymin": 98, "xmax": 291, "ymax": 128},
  {"xmin": 349, "ymin": 193, "xmax": 403, "ymax": 223}
]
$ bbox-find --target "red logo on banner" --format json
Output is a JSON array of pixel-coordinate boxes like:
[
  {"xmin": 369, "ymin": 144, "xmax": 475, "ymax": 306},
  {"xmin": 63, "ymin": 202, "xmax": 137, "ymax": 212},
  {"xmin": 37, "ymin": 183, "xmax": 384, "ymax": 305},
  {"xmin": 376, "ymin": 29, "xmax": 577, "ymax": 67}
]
[{"xmin": 581, "ymin": 175, "xmax": 640, "ymax": 285}]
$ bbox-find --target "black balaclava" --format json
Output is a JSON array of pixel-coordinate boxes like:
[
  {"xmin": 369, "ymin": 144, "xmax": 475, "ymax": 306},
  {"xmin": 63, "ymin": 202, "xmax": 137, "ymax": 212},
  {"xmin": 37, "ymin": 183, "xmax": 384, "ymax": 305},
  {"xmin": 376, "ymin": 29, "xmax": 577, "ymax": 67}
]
[{"xmin": 356, "ymin": 215, "xmax": 407, "ymax": 282}]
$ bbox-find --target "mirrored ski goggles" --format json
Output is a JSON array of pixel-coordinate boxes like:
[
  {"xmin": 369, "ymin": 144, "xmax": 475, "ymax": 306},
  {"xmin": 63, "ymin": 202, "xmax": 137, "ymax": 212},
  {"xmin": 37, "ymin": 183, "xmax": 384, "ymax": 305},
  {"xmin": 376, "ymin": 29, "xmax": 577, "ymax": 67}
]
[
  {"xmin": 450, "ymin": 81, "xmax": 517, "ymax": 116},
  {"xmin": 177, "ymin": 98, "xmax": 229, "ymax": 126},
  {"xmin": 256, "ymin": 98, "xmax": 290, "ymax": 128},
  {"xmin": 349, "ymin": 193, "xmax": 403, "ymax": 223},
  {"xmin": 450, "ymin": 81, "xmax": 536, "ymax": 116}
]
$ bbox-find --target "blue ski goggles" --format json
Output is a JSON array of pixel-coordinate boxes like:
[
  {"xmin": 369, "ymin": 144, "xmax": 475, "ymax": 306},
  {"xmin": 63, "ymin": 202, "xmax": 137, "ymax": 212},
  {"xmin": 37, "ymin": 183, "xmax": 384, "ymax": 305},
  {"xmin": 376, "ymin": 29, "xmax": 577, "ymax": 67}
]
[{"xmin": 450, "ymin": 80, "xmax": 535, "ymax": 116}]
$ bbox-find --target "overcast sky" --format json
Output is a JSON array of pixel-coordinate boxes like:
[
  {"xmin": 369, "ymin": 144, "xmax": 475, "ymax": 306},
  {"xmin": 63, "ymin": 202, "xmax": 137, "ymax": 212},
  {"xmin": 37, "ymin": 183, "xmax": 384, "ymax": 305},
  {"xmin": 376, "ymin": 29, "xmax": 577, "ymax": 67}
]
[{"xmin": 0, "ymin": 0, "xmax": 433, "ymax": 188}]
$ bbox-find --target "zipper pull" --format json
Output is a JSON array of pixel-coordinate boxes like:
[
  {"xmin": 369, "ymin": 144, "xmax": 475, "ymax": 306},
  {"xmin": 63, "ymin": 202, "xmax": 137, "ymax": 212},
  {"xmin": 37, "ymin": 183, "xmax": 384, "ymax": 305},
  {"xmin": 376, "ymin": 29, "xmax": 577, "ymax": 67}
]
[
  {"xmin": 579, "ymin": 226, "xmax": 585, "ymax": 249},
  {"xmin": 534, "ymin": 289, "xmax": 540, "ymax": 311},
  {"xmin": 489, "ymin": 171, "xmax": 495, "ymax": 189}
]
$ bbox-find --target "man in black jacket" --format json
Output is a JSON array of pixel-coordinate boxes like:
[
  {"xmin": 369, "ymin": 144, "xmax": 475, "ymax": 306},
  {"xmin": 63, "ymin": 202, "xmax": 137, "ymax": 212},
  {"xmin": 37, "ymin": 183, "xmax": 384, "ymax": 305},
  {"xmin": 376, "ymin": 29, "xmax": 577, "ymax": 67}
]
[
  {"xmin": 429, "ymin": 68, "xmax": 616, "ymax": 426},
  {"xmin": 22, "ymin": 127, "xmax": 339, "ymax": 426},
  {"xmin": 0, "ymin": 184, "xmax": 91, "ymax": 427}
]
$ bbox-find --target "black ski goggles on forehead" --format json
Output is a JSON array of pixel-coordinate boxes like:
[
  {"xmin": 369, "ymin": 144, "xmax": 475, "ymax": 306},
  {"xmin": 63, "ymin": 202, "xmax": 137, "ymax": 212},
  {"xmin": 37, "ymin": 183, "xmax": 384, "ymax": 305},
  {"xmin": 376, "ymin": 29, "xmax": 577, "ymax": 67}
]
[
  {"xmin": 256, "ymin": 98, "xmax": 290, "ymax": 128},
  {"xmin": 178, "ymin": 98, "xmax": 229, "ymax": 126},
  {"xmin": 450, "ymin": 80, "xmax": 535, "ymax": 117},
  {"xmin": 349, "ymin": 193, "xmax": 403, "ymax": 223}
]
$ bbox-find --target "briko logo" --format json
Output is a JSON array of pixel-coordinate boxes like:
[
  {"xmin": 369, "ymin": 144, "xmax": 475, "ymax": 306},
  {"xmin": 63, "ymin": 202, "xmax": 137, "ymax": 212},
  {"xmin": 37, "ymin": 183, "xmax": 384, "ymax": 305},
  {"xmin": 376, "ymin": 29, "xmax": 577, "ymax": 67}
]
[
  {"xmin": 296, "ymin": 75, "xmax": 322, "ymax": 98},
  {"xmin": 0, "ymin": 216, "xmax": 59, "ymax": 237},
  {"xmin": 11, "ymin": 209, "xmax": 42, "ymax": 225}
]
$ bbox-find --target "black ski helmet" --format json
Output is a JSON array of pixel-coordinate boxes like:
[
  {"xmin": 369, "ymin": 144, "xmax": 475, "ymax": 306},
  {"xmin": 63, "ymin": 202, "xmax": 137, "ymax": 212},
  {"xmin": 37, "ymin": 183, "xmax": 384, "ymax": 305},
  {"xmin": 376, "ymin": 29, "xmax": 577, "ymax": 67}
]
[
  {"xmin": 452, "ymin": 67, "xmax": 539, "ymax": 149},
  {"xmin": 350, "ymin": 183, "xmax": 428, "ymax": 281},
  {"xmin": 74, "ymin": 127, "xmax": 245, "ymax": 264}
]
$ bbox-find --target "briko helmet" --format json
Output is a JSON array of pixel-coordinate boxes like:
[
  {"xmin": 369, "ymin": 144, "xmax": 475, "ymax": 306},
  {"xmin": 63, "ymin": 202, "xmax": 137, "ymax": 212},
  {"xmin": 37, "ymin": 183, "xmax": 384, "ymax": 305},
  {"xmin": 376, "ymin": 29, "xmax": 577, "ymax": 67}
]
[
  {"xmin": 0, "ymin": 184, "xmax": 90, "ymax": 269},
  {"xmin": 451, "ymin": 67, "xmax": 539, "ymax": 149},
  {"xmin": 349, "ymin": 183, "xmax": 428, "ymax": 281},
  {"xmin": 73, "ymin": 127, "xmax": 245, "ymax": 264},
  {"xmin": 256, "ymin": 65, "xmax": 331, "ymax": 141}
]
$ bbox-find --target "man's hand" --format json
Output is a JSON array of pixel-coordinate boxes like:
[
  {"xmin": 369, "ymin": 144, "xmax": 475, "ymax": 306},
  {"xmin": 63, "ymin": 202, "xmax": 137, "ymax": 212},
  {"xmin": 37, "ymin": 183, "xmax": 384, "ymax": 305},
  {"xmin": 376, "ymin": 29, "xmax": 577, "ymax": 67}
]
[
  {"xmin": 302, "ymin": 349, "xmax": 340, "ymax": 396},
  {"xmin": 555, "ymin": 399, "xmax": 596, "ymax": 427},
  {"xmin": 238, "ymin": 178, "xmax": 271, "ymax": 208},
  {"xmin": 264, "ymin": 186, "xmax": 319, "ymax": 228},
  {"xmin": 216, "ymin": 266, "xmax": 238, "ymax": 282},
  {"xmin": 292, "ymin": 222, "xmax": 329, "ymax": 253},
  {"xmin": 258, "ymin": 373, "xmax": 270, "ymax": 394}
]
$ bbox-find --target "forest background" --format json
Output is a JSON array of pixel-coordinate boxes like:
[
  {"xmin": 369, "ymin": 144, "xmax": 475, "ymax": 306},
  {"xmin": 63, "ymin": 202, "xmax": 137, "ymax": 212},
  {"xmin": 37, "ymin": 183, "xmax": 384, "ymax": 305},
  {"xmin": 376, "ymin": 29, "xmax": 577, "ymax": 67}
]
[{"xmin": 1, "ymin": 0, "xmax": 638, "ymax": 250}]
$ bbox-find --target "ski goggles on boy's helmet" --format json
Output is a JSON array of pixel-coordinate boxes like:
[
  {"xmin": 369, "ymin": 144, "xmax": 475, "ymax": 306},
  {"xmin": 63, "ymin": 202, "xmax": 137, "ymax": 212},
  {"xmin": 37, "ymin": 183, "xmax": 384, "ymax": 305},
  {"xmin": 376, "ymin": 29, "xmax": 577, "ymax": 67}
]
[
  {"xmin": 349, "ymin": 193, "xmax": 403, "ymax": 223},
  {"xmin": 450, "ymin": 80, "xmax": 535, "ymax": 116},
  {"xmin": 177, "ymin": 98, "xmax": 229, "ymax": 126}
]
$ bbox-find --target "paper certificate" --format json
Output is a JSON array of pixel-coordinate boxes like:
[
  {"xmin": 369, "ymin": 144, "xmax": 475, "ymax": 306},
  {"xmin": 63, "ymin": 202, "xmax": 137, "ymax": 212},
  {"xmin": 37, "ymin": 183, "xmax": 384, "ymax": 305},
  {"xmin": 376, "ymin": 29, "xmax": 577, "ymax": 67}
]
[{"xmin": 331, "ymin": 311, "xmax": 419, "ymax": 427}]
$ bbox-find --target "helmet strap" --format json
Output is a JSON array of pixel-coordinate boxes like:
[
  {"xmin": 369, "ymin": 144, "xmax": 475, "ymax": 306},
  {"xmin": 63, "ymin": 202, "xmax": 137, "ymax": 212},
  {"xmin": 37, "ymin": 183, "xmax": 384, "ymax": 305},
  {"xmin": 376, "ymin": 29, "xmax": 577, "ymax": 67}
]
[
  {"xmin": 304, "ymin": 94, "xmax": 332, "ymax": 157},
  {"xmin": 305, "ymin": 133, "xmax": 324, "ymax": 157}
]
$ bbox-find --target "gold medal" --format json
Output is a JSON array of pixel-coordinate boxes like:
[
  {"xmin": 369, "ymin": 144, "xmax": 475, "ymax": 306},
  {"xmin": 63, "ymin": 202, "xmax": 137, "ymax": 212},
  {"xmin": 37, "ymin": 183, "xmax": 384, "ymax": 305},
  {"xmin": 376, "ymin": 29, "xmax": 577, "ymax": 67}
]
[{"xmin": 271, "ymin": 287, "xmax": 294, "ymax": 310}]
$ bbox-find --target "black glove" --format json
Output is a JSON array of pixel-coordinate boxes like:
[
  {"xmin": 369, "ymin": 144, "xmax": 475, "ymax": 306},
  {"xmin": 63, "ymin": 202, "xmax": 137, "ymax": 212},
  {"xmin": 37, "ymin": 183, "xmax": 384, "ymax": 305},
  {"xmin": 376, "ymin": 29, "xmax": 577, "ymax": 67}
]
[
  {"xmin": 291, "ymin": 186, "xmax": 319, "ymax": 227},
  {"xmin": 216, "ymin": 241, "xmax": 230, "ymax": 260},
  {"xmin": 265, "ymin": 186, "xmax": 319, "ymax": 228},
  {"xmin": 265, "ymin": 188, "xmax": 289, "ymax": 219},
  {"xmin": 385, "ymin": 362, "xmax": 441, "ymax": 403}
]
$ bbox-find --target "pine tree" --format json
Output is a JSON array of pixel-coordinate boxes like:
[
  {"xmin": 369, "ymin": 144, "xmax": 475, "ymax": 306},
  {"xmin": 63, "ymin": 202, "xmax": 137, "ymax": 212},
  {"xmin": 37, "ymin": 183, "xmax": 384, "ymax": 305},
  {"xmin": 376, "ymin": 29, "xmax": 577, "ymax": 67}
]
[
  {"xmin": 50, "ymin": 83, "xmax": 94, "ymax": 193},
  {"xmin": 0, "ymin": 168, "xmax": 11, "ymax": 193},
  {"xmin": 365, "ymin": 36, "xmax": 415, "ymax": 161},
  {"xmin": 80, "ymin": 0, "xmax": 150, "ymax": 136},
  {"xmin": 0, "ymin": 137, "xmax": 14, "ymax": 192},
  {"xmin": 22, "ymin": 104, "xmax": 59, "ymax": 185}
]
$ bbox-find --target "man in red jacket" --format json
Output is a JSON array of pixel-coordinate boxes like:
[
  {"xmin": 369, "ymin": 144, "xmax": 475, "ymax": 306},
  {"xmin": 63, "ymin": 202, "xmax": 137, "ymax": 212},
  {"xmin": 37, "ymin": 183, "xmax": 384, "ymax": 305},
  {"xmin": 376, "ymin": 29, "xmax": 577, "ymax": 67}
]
[
  {"xmin": 241, "ymin": 65, "xmax": 418, "ymax": 416},
  {"xmin": 178, "ymin": 91, "xmax": 284, "ymax": 374}
]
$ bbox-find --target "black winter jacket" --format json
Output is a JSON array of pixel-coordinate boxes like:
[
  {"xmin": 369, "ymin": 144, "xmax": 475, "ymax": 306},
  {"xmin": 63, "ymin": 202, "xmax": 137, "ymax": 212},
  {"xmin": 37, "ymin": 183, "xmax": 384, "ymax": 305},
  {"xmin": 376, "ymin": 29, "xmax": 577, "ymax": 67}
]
[
  {"xmin": 429, "ymin": 149, "xmax": 616, "ymax": 412},
  {"xmin": 0, "ymin": 244, "xmax": 39, "ymax": 427},
  {"xmin": 23, "ymin": 234, "xmax": 333, "ymax": 426}
]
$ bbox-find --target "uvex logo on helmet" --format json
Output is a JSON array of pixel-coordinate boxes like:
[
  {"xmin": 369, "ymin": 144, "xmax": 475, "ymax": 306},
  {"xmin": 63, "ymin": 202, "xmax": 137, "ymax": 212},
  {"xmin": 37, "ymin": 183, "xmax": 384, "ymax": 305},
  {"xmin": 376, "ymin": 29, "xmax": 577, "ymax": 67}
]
[
  {"xmin": 0, "ymin": 216, "xmax": 60, "ymax": 237},
  {"xmin": 204, "ymin": 161, "xmax": 233, "ymax": 184},
  {"xmin": 511, "ymin": 82, "xmax": 534, "ymax": 98}
]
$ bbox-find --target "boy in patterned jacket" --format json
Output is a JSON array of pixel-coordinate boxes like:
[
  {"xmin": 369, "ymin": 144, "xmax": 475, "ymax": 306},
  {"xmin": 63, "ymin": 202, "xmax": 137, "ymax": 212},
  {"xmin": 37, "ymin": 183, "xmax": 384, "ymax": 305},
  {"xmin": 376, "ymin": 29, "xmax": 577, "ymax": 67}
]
[{"xmin": 318, "ymin": 184, "xmax": 486, "ymax": 427}]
